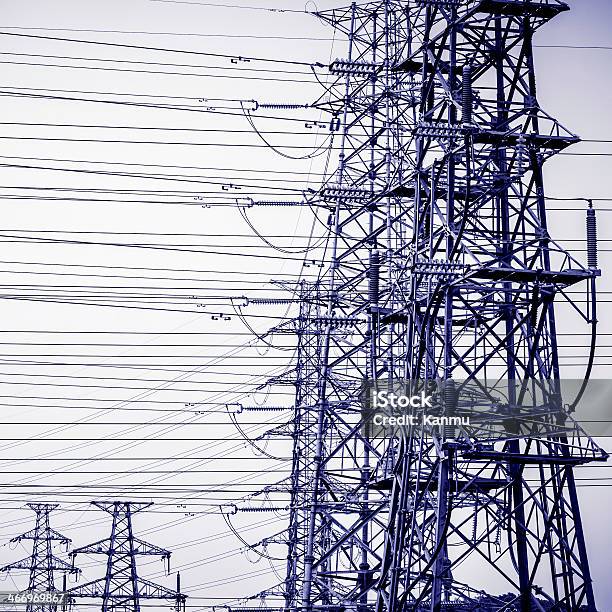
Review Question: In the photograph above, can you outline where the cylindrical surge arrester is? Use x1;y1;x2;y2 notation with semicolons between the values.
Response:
368;250;381;308
586;203;598;269
462;64;473;126
442;379;459;439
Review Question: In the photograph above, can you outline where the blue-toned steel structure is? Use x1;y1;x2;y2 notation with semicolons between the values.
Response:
279;1;606;610
0;504;76;612
67;502;185;612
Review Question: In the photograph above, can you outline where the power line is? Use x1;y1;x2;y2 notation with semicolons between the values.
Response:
144;0;310;13
0;31;324;67
0;26;333;41
0;60;319;82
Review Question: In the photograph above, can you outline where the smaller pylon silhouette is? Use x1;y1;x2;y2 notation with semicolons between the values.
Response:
67;501;185;612
0;503;77;612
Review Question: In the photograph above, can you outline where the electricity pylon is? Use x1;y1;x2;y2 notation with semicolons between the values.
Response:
0;504;76;612
279;1;607;611
67;501;185;612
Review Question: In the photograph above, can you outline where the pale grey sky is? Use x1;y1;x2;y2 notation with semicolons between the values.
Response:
0;1;609;609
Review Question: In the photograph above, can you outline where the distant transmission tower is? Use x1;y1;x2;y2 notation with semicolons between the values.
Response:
0;504;76;612
277;1;607;611
67;502;185;612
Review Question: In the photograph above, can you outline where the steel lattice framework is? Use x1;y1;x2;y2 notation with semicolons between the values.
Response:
279;1;607;611
0;504;75;612
67;502;185;612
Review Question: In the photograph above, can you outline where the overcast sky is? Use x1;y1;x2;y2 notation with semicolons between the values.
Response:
0;1;610;609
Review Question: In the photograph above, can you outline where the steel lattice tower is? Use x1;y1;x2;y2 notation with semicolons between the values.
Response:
284;281;324;610
67;502;185;612
0;504;76;612
280;1;607;611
